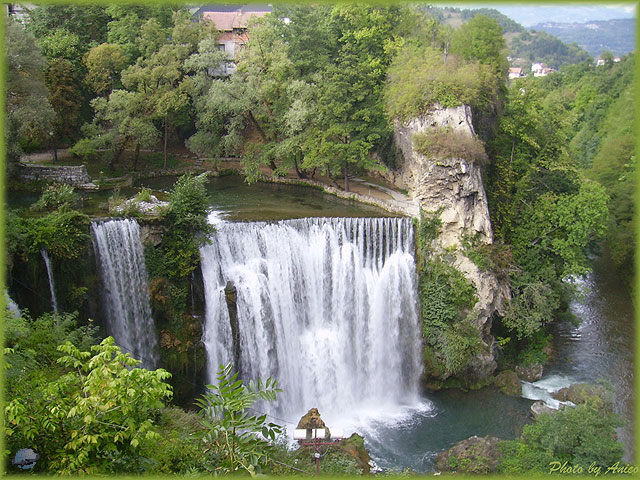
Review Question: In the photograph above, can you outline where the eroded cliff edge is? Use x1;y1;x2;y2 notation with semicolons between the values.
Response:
385;103;510;386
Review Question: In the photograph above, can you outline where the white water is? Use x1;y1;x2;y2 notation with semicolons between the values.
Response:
91;219;158;368
5;290;21;318
200;216;425;427
40;248;58;313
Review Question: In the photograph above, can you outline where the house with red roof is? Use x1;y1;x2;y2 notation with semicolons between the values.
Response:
194;4;272;75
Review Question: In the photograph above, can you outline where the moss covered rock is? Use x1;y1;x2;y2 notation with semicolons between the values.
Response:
492;370;522;396
435;435;502;474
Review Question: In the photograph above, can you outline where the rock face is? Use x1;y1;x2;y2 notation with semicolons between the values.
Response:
388;104;510;383
435;435;503;474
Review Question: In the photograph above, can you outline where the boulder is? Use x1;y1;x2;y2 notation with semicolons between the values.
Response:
337;434;371;474
551;383;613;411
492;370;522;396
515;364;544;382
530;400;557;418
435;435;502;474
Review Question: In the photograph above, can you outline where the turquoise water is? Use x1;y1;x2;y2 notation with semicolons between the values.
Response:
136;174;396;221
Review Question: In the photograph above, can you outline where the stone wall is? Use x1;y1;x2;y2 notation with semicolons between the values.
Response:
17;163;97;189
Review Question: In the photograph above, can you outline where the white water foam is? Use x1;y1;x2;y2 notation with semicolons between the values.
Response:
200;217;424;430
521;374;576;409
91;219;158;368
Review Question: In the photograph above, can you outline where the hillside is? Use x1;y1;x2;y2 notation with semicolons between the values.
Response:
531;18;635;57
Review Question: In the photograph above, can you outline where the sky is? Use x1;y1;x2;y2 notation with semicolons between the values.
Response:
435;3;636;26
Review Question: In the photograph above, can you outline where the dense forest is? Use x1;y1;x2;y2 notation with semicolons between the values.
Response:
4;2;634;475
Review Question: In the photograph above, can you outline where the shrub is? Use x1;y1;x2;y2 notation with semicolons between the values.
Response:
160;173;213;279
30;183;79;211
23;209;90;259
498;403;624;473
385;45;497;120
413;127;488;163
135;187;153;202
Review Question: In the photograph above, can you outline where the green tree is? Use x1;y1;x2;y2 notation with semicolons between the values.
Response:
499;404;623;473
195;363;282;475
451;14;508;80
5;337;172;474
5;19;55;173
27;4;110;48
85;43;130;97
302;5;402;190
44;58;87;143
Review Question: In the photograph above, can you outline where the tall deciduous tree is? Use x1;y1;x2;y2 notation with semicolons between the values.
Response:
5;19;55;173
302;5;402;190
85;43;129;97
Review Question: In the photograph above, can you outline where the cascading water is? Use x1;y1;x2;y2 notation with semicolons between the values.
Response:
40;248;58;313
200;216;423;425
91;219;158;369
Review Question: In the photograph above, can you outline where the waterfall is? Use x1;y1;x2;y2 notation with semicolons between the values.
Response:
91;219;158;369
200;217;422;423
40;248;58;313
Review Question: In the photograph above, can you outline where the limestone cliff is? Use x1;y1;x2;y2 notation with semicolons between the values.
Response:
387;103;510;383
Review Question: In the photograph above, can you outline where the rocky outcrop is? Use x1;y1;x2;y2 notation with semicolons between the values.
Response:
337;434;372;474
435;435;503;474
296;408;331;439
388;104;510;383
552;383;613;411
493;370;522;396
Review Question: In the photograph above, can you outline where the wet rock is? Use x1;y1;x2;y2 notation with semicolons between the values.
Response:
435;435;502;474
493;370;522;396
552;383;613;411
338;433;371;474
530;400;557;418
515;364;544;382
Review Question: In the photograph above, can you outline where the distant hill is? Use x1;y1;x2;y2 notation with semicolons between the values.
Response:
531;18;635;58
419;5;592;69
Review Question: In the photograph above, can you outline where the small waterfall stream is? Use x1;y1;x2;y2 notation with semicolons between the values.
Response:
91;219;158;368
40;248;58;313
200;216;423;424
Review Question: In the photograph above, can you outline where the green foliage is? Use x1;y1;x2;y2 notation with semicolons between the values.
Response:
138;407;214;474
19;209;90;260
5;18;56;171
30;183;79;211
502;282;560;340
385;45;497;119
195;363;282;475
413;127;487;163
508;29;591;69
450;15;509;79
84;43;130;97
135;187;153;202
498;404;624;473
415;210;482;378
5;336;173;474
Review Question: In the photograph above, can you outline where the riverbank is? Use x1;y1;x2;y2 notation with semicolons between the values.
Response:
18;149;419;219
